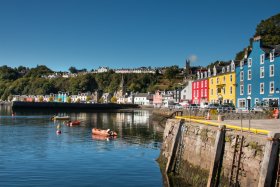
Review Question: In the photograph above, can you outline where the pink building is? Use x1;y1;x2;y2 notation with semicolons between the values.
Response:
153;90;163;108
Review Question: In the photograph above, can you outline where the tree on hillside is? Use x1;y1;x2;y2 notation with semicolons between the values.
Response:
255;13;280;46
24;65;53;78
164;66;180;80
69;66;78;74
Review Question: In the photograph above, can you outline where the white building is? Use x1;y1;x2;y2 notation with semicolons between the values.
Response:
180;80;193;102
134;93;152;105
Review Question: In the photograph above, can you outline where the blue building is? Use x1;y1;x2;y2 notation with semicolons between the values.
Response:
236;36;280;109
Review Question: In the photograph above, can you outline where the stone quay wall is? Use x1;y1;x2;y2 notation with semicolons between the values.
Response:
158;119;280;187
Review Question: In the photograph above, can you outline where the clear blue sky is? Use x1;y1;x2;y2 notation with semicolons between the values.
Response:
0;0;279;71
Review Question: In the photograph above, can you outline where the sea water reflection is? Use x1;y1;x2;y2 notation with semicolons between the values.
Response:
0;105;165;187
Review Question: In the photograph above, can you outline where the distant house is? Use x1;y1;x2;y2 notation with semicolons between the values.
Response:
153;90;163;108
101;93;112;103
134;93;152;105
180;80;193;102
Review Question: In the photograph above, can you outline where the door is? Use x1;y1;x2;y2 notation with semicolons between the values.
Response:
247;99;251;110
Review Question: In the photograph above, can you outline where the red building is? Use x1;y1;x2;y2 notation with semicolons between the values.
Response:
192;71;209;105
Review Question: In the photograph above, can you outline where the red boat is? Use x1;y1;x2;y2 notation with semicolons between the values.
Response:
66;120;81;126
92;128;117;137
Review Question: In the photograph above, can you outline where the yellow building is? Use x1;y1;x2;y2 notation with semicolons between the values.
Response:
208;61;236;105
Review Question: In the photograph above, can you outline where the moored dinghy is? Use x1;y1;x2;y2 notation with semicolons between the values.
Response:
92;128;117;137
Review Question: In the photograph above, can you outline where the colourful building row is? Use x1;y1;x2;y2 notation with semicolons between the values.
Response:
191;36;280;109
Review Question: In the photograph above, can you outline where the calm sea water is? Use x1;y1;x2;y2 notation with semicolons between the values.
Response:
0;106;164;187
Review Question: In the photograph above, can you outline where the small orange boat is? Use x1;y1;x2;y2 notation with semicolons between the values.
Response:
92;128;117;137
66;120;81;126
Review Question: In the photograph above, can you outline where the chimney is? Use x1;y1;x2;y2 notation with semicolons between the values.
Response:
253;36;261;41
244;48;248;59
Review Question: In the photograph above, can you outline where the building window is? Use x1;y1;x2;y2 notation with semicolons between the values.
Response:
211;79;213;85
230;86;232;94
260;67;264;78
230;75;233;82
201;81;204;88
223;76;226;82
211;89;213;95
201;89;203;97
240;71;244;81
248;58;252;67
197;82;200;88
223;87;226;94
194;82;196;89
270;65;274;77
270;49;275;62
260;83;264;94
260;54;265;64
240;85;244;95
205;80;207;87
248;84;251;95
270;81;274;94
248;70;252;80
217;78;219;84
240;61;244;69
255;98;259;105
238;99;246;108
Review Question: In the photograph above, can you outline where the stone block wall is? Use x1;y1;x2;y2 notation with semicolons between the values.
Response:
158;119;269;186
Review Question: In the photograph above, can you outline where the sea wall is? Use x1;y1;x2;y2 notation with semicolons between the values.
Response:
158;119;280;187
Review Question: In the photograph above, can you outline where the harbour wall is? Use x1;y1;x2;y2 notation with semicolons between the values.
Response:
158;119;280;186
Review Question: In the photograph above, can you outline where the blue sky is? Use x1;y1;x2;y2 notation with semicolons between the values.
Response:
0;0;279;71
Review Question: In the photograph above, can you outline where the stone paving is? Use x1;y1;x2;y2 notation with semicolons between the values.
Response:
212;119;280;132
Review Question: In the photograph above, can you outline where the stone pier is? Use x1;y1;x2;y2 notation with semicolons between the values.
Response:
158;119;278;187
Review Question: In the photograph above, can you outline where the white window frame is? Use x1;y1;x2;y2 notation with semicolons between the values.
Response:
270;81;274;94
248;84;251;95
248;58;252;67
238;98;246;108
270;65;274;77
255;98;259;105
260;54;265;64
240;71;244;81
260;83;264;94
240;85;244;95
260;67;264;78
201;81;204;88
270;49;275;62
248;69;252;80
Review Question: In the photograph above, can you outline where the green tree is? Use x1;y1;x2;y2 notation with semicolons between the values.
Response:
111;96;117;103
69;66;78;74
66;97;72;103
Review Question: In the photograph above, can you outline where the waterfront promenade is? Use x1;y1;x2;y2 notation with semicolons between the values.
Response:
211;119;280;132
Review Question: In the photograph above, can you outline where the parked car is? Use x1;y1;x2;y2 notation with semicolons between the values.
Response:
188;104;200;109
174;104;183;109
207;103;220;109
217;104;235;112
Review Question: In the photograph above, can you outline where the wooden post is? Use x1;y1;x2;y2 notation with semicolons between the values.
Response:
258;131;280;187
207;125;226;187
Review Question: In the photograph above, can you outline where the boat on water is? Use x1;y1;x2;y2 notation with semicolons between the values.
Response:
51;116;70;120
65;120;81;126
92;128;117;137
